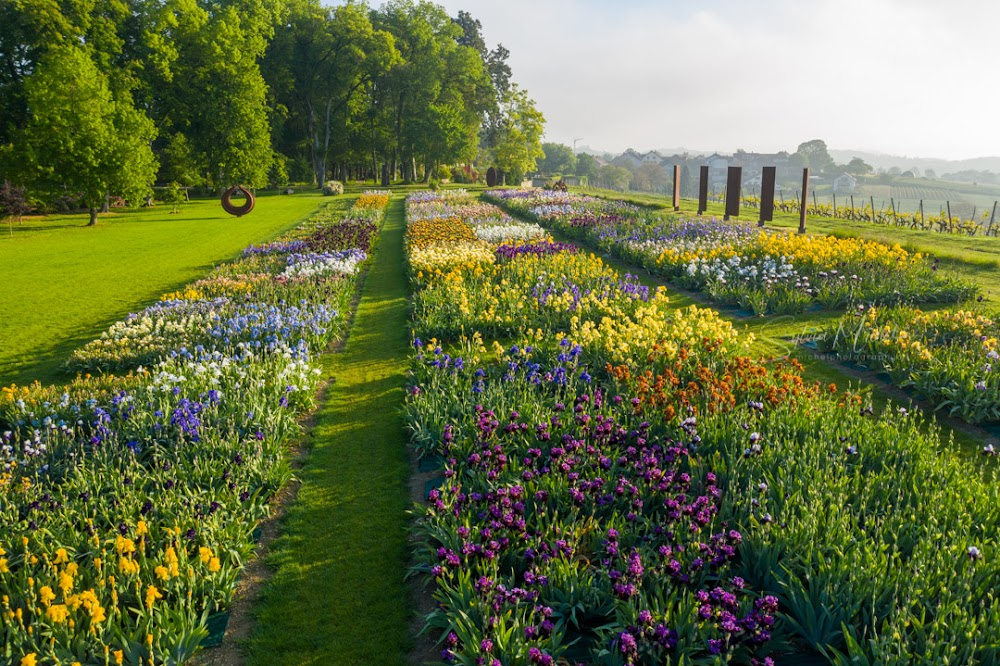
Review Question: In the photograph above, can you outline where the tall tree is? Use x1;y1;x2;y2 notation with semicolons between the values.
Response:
576;153;599;182
844;157;873;176
453;10;486;53
168;1;285;187
20;45;157;225
537;142;576;175
372;0;491;182
795;139;834;174
631;162;668;192
597;165;631;191
0;0;43;148
492;84;544;184
266;0;398;185
451;9;509;152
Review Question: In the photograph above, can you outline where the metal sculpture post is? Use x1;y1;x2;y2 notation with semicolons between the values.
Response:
724;166;741;221
759;166;776;227
798;168;809;234
698;166;708;215
672;164;680;211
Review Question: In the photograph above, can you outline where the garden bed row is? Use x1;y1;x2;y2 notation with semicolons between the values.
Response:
486;189;999;429
0;192;390;664
404;189;1000;665
484;188;975;315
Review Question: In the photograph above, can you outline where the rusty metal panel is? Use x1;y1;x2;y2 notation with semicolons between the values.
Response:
759;166;776;225
698;165;709;214
724;166;742;220
672;164;680;211
799;167;809;233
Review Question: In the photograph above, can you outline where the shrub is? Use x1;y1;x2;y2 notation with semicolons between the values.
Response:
451;165;480;184
323;180;344;196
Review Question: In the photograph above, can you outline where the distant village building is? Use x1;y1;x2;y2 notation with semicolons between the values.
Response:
833;173;857;194
616;149;644;168
705;154;729;189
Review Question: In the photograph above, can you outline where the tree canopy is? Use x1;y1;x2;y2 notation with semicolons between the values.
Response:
492;85;545;184
795;139;835;174
19;45;158;225
537;142;576;176
845;157;873;176
0;0;543;216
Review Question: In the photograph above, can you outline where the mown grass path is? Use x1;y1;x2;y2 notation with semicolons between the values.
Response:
246;197;412;664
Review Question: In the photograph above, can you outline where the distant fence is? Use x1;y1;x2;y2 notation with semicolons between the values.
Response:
737;192;999;236
692;172;1000;236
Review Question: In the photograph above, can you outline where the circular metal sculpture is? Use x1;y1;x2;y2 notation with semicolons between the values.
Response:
221;185;255;217
485;166;497;188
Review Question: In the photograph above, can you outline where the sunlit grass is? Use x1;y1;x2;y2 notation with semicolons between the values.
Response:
0;193;326;386
246;197;412;664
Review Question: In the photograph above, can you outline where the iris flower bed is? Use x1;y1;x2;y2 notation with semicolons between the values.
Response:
0;193;389;664
406;190;1000;664
407;191;546;249
485;189;976;315
819;305;1000;424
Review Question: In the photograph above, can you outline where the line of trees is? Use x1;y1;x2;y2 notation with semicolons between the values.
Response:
534;142;681;193
532;139;876;195
0;0;544;224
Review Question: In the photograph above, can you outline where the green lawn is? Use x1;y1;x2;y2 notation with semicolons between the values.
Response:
246;196;412;664
0;193;325;386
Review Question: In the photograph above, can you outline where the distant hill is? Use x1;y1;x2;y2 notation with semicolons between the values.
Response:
577;144;1000;179
828;149;1000;176
577;145;719;159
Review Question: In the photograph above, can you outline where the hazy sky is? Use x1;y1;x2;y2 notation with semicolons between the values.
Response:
379;0;1000;160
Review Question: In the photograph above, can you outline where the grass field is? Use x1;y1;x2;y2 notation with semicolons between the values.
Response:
0;192;326;386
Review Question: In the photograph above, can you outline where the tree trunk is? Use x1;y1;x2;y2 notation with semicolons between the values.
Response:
101;193;110;213
87;206;98;226
307;100;322;186
370;108;378;186
320;96;334;186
